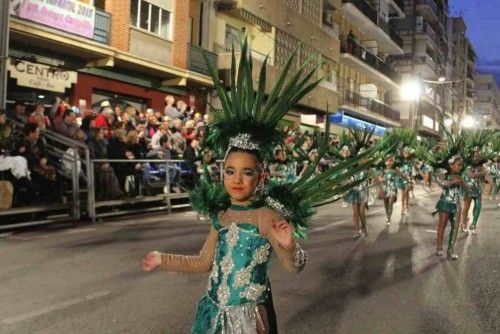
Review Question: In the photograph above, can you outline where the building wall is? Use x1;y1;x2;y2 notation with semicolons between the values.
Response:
105;0;131;52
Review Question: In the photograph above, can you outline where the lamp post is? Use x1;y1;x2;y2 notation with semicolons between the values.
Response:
0;0;10;110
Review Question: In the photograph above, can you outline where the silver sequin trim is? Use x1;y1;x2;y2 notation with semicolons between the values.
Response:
228;133;260;151
294;244;308;271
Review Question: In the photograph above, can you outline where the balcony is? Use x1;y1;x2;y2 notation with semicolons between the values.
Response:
341;38;401;87
393;0;405;12
416;22;437;49
93;10;111;44
341;0;404;54
391;53;437;77
416;0;438;23
467;69;475;81
188;44;218;77
342;89;401;124
466;90;474;99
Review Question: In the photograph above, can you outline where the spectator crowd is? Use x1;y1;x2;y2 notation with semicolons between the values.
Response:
0;95;209;208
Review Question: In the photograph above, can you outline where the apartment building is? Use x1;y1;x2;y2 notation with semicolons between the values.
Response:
450;16;476;129
203;0;341;132
391;0;450;138
335;0;405;136
475;74;500;129
6;0;214;112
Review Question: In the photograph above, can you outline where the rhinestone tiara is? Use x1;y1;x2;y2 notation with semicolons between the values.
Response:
228;133;260;151
265;196;292;220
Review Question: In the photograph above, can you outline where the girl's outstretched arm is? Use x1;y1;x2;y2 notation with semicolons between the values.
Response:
143;226;218;273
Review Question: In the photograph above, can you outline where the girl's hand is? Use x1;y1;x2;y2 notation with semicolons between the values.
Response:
142;251;161;272
270;220;293;249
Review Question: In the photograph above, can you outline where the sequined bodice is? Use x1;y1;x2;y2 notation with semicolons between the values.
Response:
207;222;272;307
383;170;398;193
400;161;412;176
439;175;461;205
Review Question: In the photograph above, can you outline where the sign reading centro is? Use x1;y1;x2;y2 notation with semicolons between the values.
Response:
7;59;77;93
12;0;95;38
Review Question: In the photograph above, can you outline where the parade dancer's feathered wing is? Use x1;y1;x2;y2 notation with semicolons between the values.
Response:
190;36;388;237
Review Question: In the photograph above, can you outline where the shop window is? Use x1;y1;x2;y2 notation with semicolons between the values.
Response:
130;0;172;40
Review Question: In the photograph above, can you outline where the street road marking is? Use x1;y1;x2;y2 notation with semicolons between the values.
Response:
425;229;438;233
1;290;111;325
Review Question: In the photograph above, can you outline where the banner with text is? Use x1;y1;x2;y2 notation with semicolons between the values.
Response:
11;0;95;38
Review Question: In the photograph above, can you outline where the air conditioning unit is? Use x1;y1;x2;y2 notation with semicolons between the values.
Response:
324;10;335;27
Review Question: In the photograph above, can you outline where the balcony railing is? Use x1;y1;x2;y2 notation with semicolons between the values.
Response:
342;0;378;24
416;22;437;45
341;38;401;83
188;44;218;77
416;0;438;17
343;89;401;122
343;0;403;48
93;9;111;44
393;0;405;12
467;69;475;80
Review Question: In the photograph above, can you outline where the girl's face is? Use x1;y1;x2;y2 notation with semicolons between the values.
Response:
341;149;350;159
223;151;262;204
385;157;394;168
403;150;410;159
449;159;463;174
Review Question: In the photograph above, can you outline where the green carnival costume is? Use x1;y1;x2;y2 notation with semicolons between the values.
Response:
159;37;376;333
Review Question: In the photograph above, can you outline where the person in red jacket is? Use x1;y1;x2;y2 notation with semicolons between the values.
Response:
94;107;114;138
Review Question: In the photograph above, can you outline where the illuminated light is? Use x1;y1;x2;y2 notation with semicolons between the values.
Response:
462;115;475;128
400;80;422;101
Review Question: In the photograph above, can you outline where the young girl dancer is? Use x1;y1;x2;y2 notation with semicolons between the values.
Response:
461;147;487;234
397;147;415;217
487;154;500;204
142;38;368;333
435;156;471;259
380;154;411;225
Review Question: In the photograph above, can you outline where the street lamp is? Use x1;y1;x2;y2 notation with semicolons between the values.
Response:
400;79;423;130
461;115;475;128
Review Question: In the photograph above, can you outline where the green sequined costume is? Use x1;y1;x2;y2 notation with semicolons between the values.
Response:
489;162;500;198
396;160;413;189
192;218;273;333
435;173;463;252
345;171;369;204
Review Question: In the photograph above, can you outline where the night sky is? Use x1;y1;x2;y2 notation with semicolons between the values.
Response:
450;0;500;82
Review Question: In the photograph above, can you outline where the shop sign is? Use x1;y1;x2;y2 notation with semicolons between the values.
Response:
10;0;95;38
7;59;77;93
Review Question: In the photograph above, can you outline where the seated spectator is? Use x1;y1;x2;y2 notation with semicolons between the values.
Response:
164;95;183;120
17;123;59;202
183;136;200;175
176;100;192;121
86;127;123;200
7;101;28;124
114;105;123;122
146;135;181;193
28;102;51;129
182;120;197;140
54;109;82;140
123;106;136;132
94;107;114;138
150;123;171;150
108;129;135;192
146;114;159;138
169;125;185;158
80;114;96;139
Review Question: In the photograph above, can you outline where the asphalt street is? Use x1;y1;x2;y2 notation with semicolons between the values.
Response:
0;185;499;334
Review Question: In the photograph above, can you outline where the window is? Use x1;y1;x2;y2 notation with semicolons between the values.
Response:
94;0;106;11
130;0;172;40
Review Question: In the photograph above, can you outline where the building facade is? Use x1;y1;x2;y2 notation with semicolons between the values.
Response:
391;0;450;138
6;0;214;113
450;16;476;131
475;74;500;129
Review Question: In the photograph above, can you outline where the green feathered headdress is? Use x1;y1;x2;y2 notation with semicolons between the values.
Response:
203;36;323;162
415;123;467;172
462;129;498;164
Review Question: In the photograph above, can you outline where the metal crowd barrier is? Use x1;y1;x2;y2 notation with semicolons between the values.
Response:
88;158;224;222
